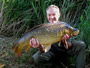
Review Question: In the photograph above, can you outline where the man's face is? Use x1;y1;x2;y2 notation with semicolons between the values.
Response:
47;8;60;23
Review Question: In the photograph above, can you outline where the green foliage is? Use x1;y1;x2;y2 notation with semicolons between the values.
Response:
77;5;90;48
2;0;49;25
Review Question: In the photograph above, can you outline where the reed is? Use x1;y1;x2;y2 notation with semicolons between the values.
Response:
0;0;89;39
77;5;90;47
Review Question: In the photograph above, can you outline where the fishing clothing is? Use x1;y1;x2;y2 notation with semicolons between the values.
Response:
32;41;86;68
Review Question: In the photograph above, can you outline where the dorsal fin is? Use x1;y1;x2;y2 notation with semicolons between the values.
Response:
27;24;44;32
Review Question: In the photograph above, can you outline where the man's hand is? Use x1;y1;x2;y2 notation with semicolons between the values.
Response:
61;34;72;49
61;34;72;41
30;38;44;52
30;38;40;48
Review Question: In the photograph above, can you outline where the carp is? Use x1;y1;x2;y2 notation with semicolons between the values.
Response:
12;22;79;57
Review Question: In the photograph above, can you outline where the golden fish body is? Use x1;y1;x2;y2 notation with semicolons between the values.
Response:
12;22;79;57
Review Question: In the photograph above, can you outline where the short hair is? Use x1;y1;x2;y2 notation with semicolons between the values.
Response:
46;5;60;14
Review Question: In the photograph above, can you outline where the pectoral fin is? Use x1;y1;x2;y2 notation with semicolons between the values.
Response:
25;44;32;52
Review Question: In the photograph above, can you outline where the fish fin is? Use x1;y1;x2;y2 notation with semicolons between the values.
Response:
27;24;43;32
12;43;26;57
64;39;68;49
25;44;32;52
44;44;51;52
15;49;22;57
58;41;61;46
12;47;23;57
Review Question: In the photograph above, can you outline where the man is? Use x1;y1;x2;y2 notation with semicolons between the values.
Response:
30;5;86;68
